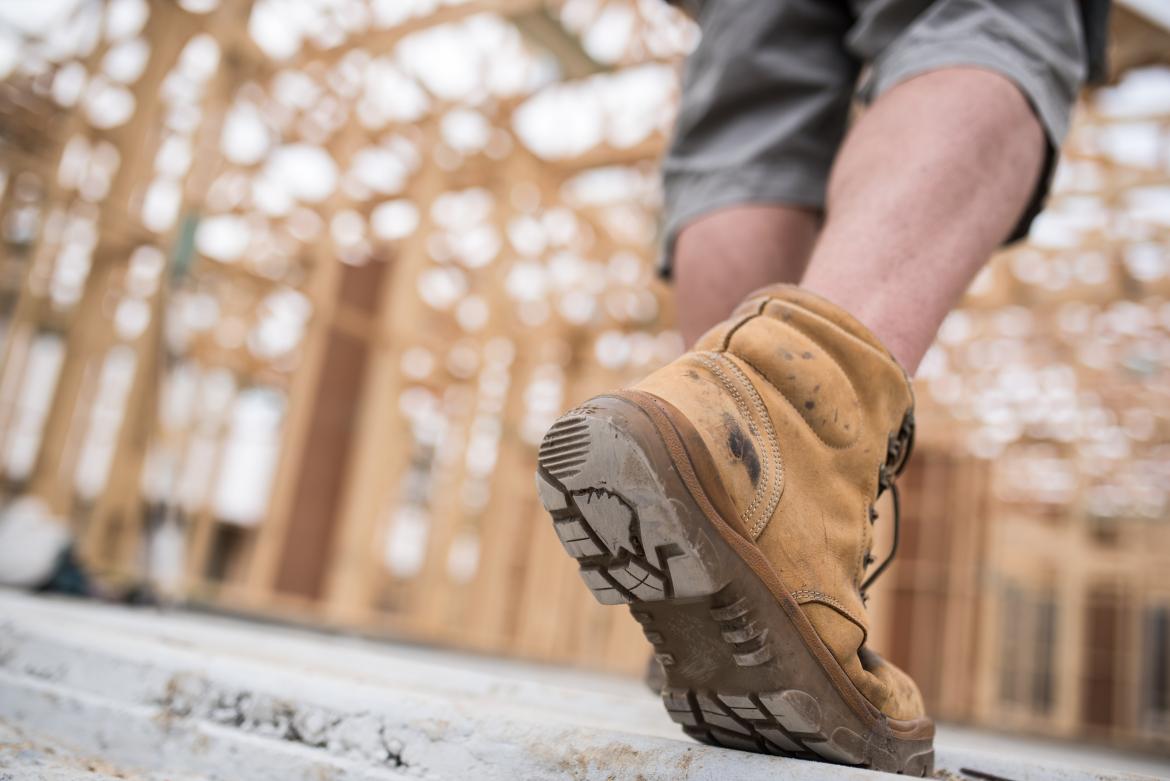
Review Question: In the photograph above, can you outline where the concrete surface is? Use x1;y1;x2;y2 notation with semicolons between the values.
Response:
0;719;208;780
0;590;1165;781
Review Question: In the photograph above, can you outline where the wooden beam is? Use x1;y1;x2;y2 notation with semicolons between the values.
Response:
511;7;606;80
23;2;193;516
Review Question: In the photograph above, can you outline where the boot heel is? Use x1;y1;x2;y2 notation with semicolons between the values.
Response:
535;395;729;605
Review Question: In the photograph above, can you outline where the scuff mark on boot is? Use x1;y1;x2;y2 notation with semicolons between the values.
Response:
722;413;761;486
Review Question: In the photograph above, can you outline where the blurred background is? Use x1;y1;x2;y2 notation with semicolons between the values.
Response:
0;0;1167;761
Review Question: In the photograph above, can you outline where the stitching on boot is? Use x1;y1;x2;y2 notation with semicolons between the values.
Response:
695;353;768;528
719;356;784;537
695;352;775;536
732;353;860;451
791;589;869;643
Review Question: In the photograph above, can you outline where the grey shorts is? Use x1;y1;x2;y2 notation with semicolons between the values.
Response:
661;0;1104;274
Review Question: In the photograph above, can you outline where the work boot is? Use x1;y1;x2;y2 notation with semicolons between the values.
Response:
535;284;933;774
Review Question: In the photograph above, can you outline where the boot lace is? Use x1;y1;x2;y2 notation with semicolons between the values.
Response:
860;410;915;599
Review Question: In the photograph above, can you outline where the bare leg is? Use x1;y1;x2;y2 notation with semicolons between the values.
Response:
674;205;819;347
801;68;1046;373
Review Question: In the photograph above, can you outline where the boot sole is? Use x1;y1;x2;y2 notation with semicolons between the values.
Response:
535;392;934;775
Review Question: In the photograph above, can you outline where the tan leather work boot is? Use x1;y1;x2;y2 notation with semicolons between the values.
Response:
535;284;933;774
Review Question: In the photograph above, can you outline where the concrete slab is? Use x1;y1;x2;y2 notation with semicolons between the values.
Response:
0;590;1164;781
0;719;207;781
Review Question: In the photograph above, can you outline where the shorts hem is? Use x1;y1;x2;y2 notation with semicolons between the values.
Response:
860;38;1075;148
